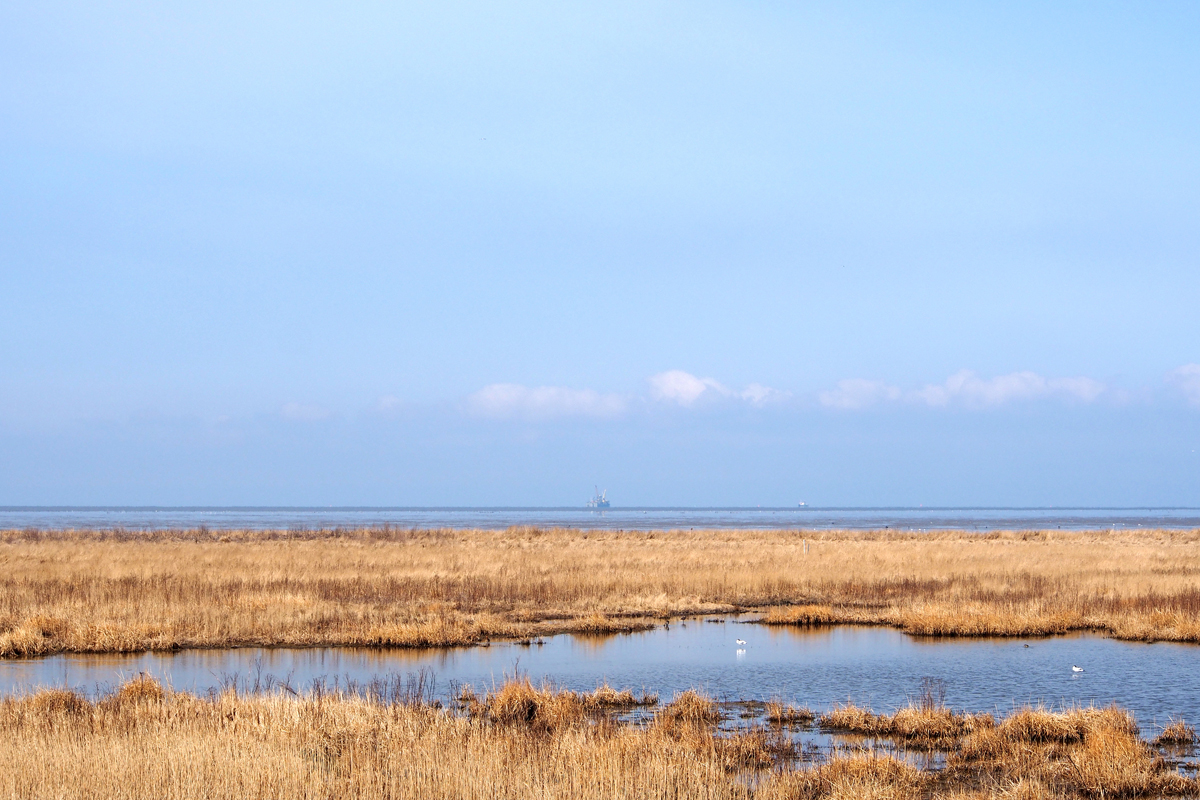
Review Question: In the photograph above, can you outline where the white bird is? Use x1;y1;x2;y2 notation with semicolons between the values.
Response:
1072;665;1084;672
736;639;747;646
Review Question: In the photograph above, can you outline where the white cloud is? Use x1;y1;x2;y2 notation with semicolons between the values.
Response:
913;370;1105;408
648;370;788;407
281;402;331;421
466;372;787;419
1050;376;1107;403
467;383;627;418
648;370;729;405
817;370;1107;411
819;379;902;409
1169;364;1200;407
740;383;791;406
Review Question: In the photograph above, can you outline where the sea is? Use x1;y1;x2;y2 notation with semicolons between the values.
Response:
1;506;1198;531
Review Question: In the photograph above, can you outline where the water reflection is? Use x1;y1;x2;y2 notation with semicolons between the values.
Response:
3;619;1198;739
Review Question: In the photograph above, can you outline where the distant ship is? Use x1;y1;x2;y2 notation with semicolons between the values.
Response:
587;487;610;508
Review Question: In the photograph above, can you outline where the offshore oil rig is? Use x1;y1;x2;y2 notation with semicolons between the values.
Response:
586;486;610;508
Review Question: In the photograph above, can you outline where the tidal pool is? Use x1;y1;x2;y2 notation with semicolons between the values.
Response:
3;620;1197;735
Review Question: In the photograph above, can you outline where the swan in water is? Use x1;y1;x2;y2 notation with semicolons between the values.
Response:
1072;665;1084;672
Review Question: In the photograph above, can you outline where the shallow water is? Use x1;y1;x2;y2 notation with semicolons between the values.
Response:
3;506;1198;531
4;621;1198;736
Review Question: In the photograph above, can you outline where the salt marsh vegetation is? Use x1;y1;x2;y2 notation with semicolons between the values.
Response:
2;526;1199;657
1;676;1195;799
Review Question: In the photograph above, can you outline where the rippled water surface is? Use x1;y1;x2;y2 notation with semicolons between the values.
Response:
5;622;1198;735
2;506;1199;530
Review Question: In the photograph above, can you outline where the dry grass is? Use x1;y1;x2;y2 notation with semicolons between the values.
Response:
649;691;799;772
950;704;1194;798
657;689;723;729
0;679;750;800
766;699;816;725
464;677;657;729
761;604;846;626
1154;718;1197;746
760;753;926;800
820;702;992;746
3;526;1200;656
1;679;1197;799
585;681;658;710
470;676;587;729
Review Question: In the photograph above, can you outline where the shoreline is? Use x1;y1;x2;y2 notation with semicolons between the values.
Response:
6;612;1200;662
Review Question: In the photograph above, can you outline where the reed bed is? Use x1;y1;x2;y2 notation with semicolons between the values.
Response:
946;705;1194;798
2;678;1195;799
2;526;1200;657
458;676;657;728
765;699;815;725
819;702;993;746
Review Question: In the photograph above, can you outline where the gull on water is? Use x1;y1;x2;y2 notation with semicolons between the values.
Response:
1072;665;1084;672
736;639;747;646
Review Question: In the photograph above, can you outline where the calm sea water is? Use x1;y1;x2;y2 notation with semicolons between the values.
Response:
2;506;1198;531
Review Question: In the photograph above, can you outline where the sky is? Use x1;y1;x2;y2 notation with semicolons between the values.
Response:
1;1;1198;506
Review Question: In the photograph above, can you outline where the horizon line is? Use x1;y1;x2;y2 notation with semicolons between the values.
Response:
3;506;1199;512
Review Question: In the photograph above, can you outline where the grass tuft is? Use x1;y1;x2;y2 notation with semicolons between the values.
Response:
26;688;90;717
1153;717;1197;746
655;689;721;736
765;699;815;724
473;678;586;731
819;702;990;745
111;674;167;705
583;682;657;710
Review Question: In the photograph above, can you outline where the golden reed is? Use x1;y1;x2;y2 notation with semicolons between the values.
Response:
2;526;1199;656
1;677;1194;799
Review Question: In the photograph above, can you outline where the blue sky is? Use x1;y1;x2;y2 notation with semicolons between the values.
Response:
1;1;1198;505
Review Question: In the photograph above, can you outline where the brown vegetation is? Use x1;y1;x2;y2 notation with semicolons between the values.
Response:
760;754;926;800
948;704;1193;798
2;526;1200;657
1154;718;1197;746
820;702;992;745
2;678;1195;799
766;699;815;725
463;677;657;729
657;689;723;728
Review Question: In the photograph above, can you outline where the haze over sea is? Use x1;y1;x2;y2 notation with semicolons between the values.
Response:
4;506;1199;532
